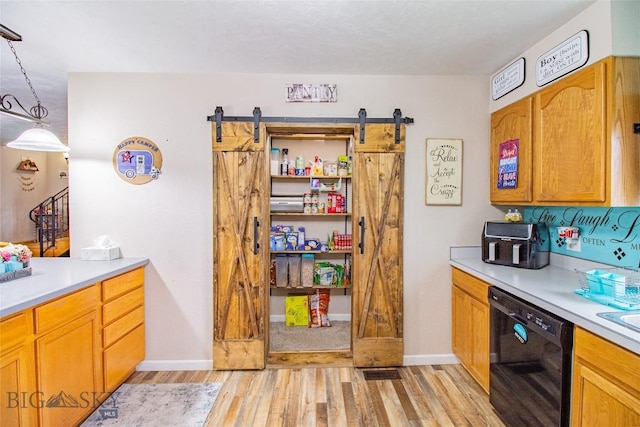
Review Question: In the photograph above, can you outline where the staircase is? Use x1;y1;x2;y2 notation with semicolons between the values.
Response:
25;187;70;257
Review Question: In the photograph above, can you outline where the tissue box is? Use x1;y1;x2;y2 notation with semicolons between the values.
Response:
81;246;121;261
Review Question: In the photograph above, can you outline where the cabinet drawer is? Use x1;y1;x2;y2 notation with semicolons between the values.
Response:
104;324;145;392
103;306;144;347
35;285;100;333
103;287;144;325
0;310;33;352
452;268;491;303
102;267;145;302
574;327;640;390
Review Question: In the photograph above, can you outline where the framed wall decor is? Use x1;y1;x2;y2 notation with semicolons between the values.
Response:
425;138;463;205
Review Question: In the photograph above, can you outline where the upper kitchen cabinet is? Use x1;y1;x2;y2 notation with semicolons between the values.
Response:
491;56;640;206
490;96;534;203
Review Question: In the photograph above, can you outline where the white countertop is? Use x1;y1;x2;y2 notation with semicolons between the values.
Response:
450;247;640;356
0;257;149;318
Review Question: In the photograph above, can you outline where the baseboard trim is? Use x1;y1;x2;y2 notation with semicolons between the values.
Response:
403;354;460;366
137;354;459;371
136;359;213;371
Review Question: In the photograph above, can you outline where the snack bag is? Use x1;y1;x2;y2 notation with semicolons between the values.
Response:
308;289;331;328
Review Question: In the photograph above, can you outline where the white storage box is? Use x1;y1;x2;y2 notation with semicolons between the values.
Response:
81;246;121;261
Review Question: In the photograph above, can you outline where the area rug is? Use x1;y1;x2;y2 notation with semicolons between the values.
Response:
80;382;222;427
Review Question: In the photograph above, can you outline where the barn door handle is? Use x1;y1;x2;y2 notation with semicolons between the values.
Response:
358;217;365;254
253;217;260;254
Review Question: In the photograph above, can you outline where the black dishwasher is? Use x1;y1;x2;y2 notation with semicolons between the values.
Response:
489;287;574;427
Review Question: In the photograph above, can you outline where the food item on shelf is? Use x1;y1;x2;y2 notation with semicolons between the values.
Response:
304;238;320;251
275;255;288;287
285;294;309;327
270;260;276;286
327;192;345;213
308;289;331;328
323;160;338;176
281;148;289;175
337;155;348;176
315;262;335;285
295;156;305;175
314;261;345;286
286;232;298;250
270;148;280;175
311;156;323;176
288;255;301;287
301;254;315;287
297;227;305;250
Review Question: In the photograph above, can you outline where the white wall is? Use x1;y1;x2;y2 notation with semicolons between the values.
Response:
68;72;500;368
490;0;614;112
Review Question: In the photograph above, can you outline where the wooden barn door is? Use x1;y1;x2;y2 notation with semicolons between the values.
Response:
212;121;268;370
352;123;405;367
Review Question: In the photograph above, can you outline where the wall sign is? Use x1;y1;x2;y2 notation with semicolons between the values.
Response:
425;138;463;205
491;58;525;100
113;136;162;185
497;139;519;189
536;30;589;87
525;206;640;268
285;84;337;103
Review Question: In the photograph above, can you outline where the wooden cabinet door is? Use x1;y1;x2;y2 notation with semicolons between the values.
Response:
534;60;607;204
609;56;640;206
490;96;533;203
36;310;102;427
451;285;469;367
451;268;490;392
352;123;404;367
469;296;489;391
1;344;37;427
572;327;640;426
212;121;267;370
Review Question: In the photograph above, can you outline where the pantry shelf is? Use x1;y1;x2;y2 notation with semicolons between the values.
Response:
271;250;352;254
270;213;351;217
270;175;352;180
270;285;352;290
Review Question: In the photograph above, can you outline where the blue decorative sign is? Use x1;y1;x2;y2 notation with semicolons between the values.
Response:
524;206;640;268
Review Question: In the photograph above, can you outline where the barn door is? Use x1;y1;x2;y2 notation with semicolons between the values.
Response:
212;121;268;369
352;123;405;367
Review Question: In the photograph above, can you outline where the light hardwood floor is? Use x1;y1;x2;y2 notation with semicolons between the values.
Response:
126;364;505;426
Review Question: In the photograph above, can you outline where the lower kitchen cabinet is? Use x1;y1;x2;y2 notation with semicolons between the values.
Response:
0;310;38;426
571;327;640;427
0;265;146;427
451;267;490;392
35;285;102;427
102;267;145;392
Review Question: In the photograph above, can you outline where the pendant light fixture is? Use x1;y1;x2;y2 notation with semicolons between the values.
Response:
1;24;69;153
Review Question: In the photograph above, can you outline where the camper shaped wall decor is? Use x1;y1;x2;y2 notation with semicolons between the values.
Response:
113;136;163;185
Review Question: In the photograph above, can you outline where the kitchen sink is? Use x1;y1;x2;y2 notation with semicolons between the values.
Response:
597;310;640;333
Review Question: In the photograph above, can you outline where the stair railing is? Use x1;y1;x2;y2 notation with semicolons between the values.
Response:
28;187;69;257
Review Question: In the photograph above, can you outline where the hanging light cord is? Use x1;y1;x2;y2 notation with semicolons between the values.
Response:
2;39;48;120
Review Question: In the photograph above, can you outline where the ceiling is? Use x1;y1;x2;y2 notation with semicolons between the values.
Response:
0;0;596;147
